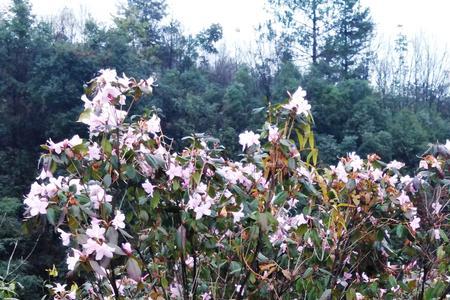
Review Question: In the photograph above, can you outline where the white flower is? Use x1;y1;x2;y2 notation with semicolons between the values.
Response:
434;229;441;240
57;228;71;246
112;210;126;230
232;205;245;223
142;179;154;196
239;130;260;151
445;139;450;151
52;283;67;294
24;196;48;216
419;160;428;169
88;143;101;160
169;282;182;299
292;213;308;227
348;152;363;171
331;162;348;183
146;114;161;134
139;76;155;94
268;125;279;143
166;164;183;180
371;168;383;181
86;223;106;240
410;217;421;231
397;191;410;206
387;160;405;170
83;238;115;260
283;87;311;116
194;202;212;220
185;256;194;268
68;135;83;147
201;292;212;300
94;242;115;260
98;69;117;84
432;202;442;214
66;249;81;271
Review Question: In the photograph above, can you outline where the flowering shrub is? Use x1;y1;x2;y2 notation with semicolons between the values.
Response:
24;70;450;299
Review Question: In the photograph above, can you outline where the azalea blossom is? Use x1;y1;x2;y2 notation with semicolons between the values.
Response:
283;87;311;116
146;114;161;134
387;160;405;170
57;228;71;246
185;256;194;268
166;163;183;180
68;135;83;147
194;202;212;219
142;179;154;196
232;205;245;223
239;130;260;150
53;283;67;293
112;210;126;230
66;249;81;271
86;223;106;240
24;196;48;216
122;242;132;255
397;191;410;206
268;125;279;143
83;238;115;260
88;143;101;160
410;217;421;231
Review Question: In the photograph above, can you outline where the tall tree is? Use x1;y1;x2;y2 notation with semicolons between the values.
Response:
320;0;374;80
266;0;334;65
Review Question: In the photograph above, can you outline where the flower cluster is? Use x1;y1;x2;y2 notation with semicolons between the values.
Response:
24;70;450;299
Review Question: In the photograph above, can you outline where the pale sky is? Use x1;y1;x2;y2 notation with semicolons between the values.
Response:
1;0;450;50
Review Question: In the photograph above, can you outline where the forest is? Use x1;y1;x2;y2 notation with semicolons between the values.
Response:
2;0;450;299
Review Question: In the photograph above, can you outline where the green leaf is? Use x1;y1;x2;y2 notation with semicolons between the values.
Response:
192;172;201;185
77;109;92;123
125;165;137;180
101;136;112;155
272;191;288;206
47;207;57;225
103;174;112;188
151;191;160;209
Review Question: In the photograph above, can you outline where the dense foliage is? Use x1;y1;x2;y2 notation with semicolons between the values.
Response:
1;0;450;298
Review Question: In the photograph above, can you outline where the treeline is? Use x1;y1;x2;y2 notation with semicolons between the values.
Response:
1;0;450;298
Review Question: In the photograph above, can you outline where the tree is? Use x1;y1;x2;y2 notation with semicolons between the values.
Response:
319;0;373;80
266;0;334;65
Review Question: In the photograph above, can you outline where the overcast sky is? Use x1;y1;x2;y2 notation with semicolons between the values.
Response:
1;0;449;50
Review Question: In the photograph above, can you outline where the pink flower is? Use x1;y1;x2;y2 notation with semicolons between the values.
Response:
122;242;132;255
